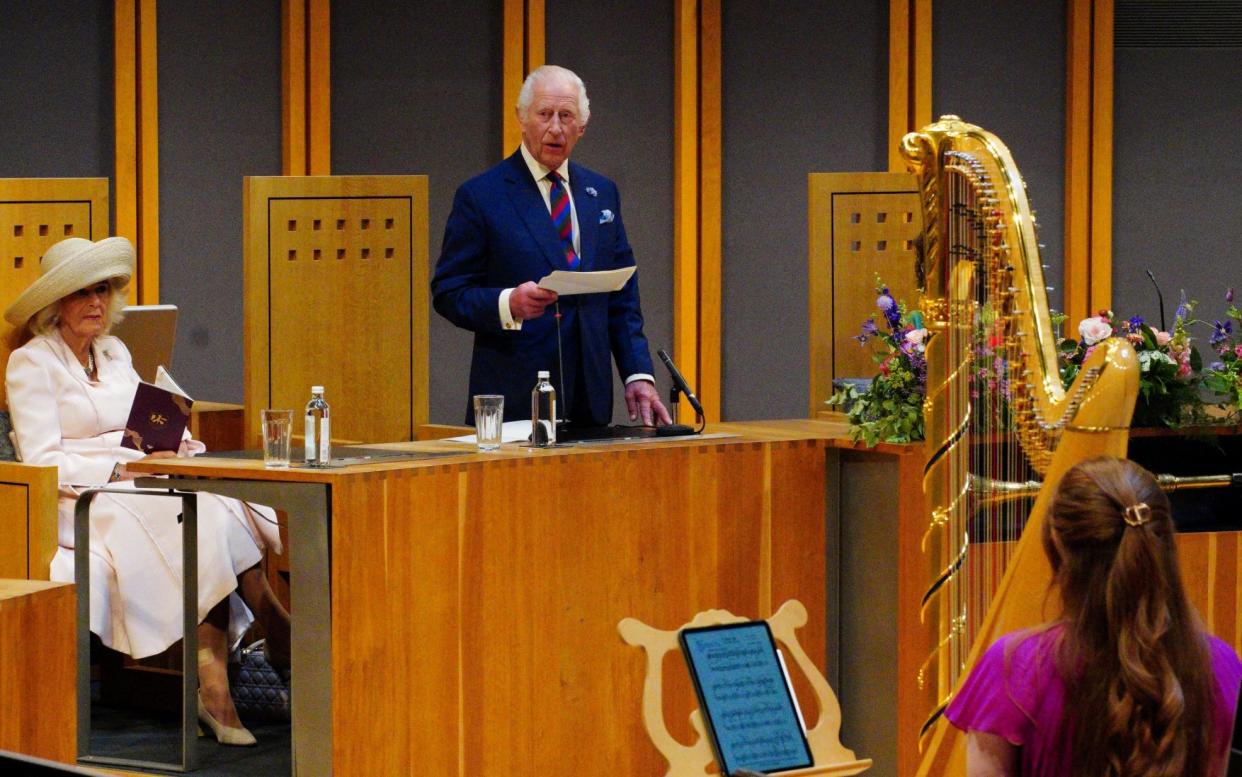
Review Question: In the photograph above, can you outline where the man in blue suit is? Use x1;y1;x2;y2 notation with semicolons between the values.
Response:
433;65;672;427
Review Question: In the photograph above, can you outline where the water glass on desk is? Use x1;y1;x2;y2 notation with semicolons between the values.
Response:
261;409;293;467
473;395;504;451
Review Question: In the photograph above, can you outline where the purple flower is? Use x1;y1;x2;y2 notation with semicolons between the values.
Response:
1227;287;1235;303
1210;361;1226;372
1211;319;1234;346
1128;315;1144;331
1175;291;1189;321
876;287;902;331
854;318;880;345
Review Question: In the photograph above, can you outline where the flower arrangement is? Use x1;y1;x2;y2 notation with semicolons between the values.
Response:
826;282;927;445
1202;288;1241;422
1056;296;1208;428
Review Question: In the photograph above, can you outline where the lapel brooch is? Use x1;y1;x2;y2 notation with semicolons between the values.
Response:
599;209;614;224
585;186;598;197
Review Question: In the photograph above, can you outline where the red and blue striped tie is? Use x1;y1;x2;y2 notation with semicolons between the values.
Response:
547;171;578;269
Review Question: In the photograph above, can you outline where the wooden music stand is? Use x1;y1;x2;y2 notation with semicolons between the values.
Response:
619;599;871;777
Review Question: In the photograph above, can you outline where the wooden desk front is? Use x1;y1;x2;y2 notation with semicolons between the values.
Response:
130;420;846;776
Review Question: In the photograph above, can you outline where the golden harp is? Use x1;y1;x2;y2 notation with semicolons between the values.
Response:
904;116;1140;775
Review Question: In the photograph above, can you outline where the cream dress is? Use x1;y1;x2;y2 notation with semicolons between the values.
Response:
5;330;281;658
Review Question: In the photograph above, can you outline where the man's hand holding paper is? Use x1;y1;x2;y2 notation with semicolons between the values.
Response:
536;266;636;296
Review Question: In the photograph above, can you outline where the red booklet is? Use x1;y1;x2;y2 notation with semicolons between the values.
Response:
121;380;194;454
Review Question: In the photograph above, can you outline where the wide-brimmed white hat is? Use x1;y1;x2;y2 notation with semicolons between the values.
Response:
3;237;135;327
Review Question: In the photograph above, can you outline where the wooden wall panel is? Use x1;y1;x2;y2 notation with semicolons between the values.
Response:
113;0;159;305
807;173;921;415
0;179;109;408
243;175;429;446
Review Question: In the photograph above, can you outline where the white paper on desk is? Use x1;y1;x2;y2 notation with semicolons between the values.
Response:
446;419;532;444
537;266;635;296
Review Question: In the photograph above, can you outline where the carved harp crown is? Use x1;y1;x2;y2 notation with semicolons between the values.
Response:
903;117;1140;776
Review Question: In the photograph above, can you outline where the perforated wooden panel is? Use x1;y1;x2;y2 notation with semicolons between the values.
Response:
808;173;922;415
244;176;429;447
0;179;110;409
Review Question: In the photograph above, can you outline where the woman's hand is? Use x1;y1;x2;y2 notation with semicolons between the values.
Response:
114;450;179;481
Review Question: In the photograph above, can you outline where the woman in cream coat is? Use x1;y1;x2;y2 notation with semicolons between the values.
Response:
4;236;288;746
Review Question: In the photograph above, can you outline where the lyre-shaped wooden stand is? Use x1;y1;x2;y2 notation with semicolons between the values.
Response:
618;599;871;777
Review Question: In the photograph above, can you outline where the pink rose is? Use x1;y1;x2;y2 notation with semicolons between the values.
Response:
1235;343;1242;359
1078;316;1112;346
1177;360;1192;379
905;328;928;345
1155;331;1172;347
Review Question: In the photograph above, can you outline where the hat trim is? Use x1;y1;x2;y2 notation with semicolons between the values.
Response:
3;238;135;327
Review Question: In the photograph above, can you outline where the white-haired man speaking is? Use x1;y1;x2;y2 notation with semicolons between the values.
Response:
432;64;672;429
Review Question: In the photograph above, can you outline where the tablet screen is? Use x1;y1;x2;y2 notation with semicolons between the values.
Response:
679;621;814;776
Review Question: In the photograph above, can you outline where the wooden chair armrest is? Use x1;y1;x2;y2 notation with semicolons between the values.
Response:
0;461;58;580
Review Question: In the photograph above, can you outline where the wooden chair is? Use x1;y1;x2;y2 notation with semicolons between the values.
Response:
0;179;110;581
242;175;430;449
619;599;871;776
807;173;923;418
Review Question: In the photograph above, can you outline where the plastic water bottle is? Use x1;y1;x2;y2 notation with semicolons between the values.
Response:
304;386;331;466
531;370;556;447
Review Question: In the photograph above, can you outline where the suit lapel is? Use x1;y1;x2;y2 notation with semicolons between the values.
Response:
503;153;569;272
569;164;599;271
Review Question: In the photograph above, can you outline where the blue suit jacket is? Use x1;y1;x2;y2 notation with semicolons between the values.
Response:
432;151;655;424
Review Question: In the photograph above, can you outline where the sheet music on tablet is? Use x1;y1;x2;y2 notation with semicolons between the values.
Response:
679;621;814;776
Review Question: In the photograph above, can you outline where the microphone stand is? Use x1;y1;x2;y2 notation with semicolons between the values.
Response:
1146;269;1167;332
554;301;569;428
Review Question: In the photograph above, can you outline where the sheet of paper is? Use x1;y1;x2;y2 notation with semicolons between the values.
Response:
154;364;192;400
537;266;636;296
446;419;532;444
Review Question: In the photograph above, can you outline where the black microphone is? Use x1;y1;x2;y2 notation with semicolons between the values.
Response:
657;349;705;420
1145;269;1167;332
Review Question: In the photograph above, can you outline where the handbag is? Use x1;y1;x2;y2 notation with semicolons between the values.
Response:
230;639;290;722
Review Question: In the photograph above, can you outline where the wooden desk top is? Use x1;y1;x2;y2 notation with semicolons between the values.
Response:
126;417;909;481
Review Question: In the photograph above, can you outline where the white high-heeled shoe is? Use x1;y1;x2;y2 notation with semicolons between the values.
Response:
197;691;257;746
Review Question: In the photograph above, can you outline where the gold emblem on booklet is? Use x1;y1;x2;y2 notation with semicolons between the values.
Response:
149;412;168;426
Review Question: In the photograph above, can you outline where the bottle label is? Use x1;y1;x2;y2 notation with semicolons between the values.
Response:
319;418;331;464
305;415;315;462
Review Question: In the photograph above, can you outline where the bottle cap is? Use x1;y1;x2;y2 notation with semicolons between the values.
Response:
311;385;324;393
537;370;550;379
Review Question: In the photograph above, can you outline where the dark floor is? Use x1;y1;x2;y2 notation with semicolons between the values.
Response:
85;703;290;776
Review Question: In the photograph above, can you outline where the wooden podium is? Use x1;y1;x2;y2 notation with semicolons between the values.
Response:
128;421;845;776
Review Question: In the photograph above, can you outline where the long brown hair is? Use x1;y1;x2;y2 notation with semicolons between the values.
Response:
1043;457;1217;777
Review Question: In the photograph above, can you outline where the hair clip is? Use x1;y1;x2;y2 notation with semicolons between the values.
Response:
1123;502;1152;527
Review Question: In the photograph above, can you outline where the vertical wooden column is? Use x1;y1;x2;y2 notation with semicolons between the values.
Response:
502;0;545;155
1064;0;1113;324
283;0;332;175
888;0;933;172
114;0;160;303
673;0;721;423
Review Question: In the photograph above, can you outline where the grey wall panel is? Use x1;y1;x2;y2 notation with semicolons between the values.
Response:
722;2;888;420
0;1;113;195
546;0;675;422
932;0;1067;312
157;1;281;402
1113;48;1242;330
331;0;502;425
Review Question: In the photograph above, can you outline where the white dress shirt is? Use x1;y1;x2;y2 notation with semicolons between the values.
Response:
499;144;652;387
